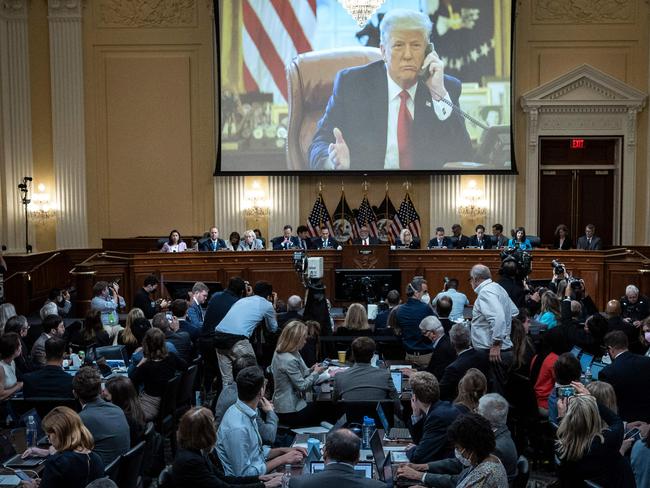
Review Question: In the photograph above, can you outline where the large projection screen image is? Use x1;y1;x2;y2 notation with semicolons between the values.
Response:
218;0;513;173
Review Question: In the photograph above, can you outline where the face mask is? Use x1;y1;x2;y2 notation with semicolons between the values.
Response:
455;448;472;467
420;293;430;304
645;332;650;343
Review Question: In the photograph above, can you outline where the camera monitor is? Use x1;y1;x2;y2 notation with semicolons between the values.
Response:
334;269;401;303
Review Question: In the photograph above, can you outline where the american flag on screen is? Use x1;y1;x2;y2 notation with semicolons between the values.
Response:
395;193;422;238
307;193;332;237
354;196;379;238
242;0;316;103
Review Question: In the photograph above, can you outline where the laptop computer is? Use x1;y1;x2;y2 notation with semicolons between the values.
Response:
570;346;582;358
0;475;21;487
293;414;347;445
376;403;411;441
580;352;594;373
383;452;419;487
590;361;606;380
309;461;374;478
369;429;386;476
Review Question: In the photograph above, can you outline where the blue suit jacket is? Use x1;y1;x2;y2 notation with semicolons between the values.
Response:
407;400;460;463
199;238;227;252
309;60;473;170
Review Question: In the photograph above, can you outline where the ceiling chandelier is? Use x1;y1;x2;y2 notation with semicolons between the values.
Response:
338;0;385;27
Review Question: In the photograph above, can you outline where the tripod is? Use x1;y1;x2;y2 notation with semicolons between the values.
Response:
18;176;32;253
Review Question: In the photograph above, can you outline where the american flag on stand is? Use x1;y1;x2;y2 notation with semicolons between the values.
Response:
307;193;332;237
395;193;422;238
242;0;316;104
354;195;379;238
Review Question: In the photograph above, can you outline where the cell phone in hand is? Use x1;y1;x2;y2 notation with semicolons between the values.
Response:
321;359;331;368
556;386;576;398
624;428;641;441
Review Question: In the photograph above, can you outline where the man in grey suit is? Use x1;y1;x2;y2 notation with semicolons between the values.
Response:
333;337;399;402
576;224;602;250
289;429;385;488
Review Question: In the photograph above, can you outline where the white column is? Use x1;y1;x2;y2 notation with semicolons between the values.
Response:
0;0;34;252
214;176;245;238
268;176;299;239
429;175;461;232
485;174;517;232
48;0;88;248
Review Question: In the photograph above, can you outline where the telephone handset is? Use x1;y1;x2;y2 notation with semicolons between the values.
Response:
418;43;434;79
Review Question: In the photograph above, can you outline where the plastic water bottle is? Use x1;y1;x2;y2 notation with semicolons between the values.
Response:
26;415;38;448
281;464;292;488
362;416;375;449
195;391;202;407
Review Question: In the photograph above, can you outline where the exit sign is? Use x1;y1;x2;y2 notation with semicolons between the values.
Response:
571;138;585;149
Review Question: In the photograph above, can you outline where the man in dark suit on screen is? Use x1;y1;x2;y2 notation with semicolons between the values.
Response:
309;9;472;171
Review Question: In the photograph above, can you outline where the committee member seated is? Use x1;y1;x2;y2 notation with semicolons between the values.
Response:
272;225;300;250
395;228;420;249
161;229;187;253
199;226;228;252
352;225;379;245
507;226;532;250
407;371;460;463
22;337;73;398
296;225;313;250
333;337;399;401
313;226;338;249
289;428;386;488
238;229;265;251
308;9;472;170
73;366;130;466
451;224;469;249
428;227;453;249
553;224;573;250
491;223;508;249
217;366;306;476
467;225;492;249
576;223;602;250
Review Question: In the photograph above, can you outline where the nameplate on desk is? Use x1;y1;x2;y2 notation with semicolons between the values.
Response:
358;249;374;255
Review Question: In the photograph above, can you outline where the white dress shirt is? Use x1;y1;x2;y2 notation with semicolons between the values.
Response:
471;279;518;350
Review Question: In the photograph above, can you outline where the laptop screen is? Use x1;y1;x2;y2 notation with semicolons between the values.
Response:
580;353;594;372
570;346;582;357
369;429;385;475
375;403;390;433
590;362;605;380
310;462;373;478
391;372;402;393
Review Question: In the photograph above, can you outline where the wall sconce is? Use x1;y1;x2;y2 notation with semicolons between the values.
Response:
243;180;270;218
458;180;487;218
28;183;58;223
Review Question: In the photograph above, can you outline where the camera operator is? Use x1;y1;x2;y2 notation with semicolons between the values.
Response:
498;257;526;309
549;261;598;321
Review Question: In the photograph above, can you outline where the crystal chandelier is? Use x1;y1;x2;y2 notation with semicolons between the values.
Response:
339;0;385;27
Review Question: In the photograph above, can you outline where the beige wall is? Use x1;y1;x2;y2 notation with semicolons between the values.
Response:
23;1;650;250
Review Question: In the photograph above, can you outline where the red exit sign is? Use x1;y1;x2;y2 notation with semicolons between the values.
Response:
570;138;585;149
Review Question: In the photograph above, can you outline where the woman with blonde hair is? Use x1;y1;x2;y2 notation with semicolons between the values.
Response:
271;320;325;427
395;228;419;249
556;383;634;487
538;291;561;329
454;368;487;414
22;406;104;487
335;303;372;336
118;307;145;354
585;381;618;414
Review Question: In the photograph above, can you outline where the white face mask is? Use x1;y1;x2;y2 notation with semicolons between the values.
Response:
455;448;472;467
420;293;430;304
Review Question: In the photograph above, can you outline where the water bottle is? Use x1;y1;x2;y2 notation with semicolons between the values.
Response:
26;415;38;448
585;366;592;384
362;416;375;449
281;463;292;488
195;391;202;407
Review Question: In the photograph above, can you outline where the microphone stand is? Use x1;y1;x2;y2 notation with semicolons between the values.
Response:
18;176;32;253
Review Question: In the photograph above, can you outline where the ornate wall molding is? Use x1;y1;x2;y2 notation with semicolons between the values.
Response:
97;0;196;28
0;0;27;19
533;0;635;24
48;0;83;18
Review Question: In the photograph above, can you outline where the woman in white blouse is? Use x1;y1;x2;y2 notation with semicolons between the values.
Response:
161;229;187;253
0;332;23;400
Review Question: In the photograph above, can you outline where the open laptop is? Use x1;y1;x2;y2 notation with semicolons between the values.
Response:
580;352;594;373
376;403;411;441
383;452;419;487
309;461;374;478
293;414;347;445
369;429;386;476
0;475;21;488
391;371;403;394
590;361;606;380
570;346;582;358
0;433;45;470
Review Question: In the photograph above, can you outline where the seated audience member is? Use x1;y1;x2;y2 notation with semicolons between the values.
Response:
556;387;634;487
3;315;34;377
606;299;638;348
553;224;573;250
530;329;564;415
375;290;399;333
118;316;151;359
352;225;379;246
586;380;618;414
118;308;145;354
21;406;104;488
428;227;453;249
491;223;508;249
600;330;650;423
22;337;73;398
395;228;420;249
129;327;187;421
214;355;278;444
431;278;468;323
418;316;455;381
31;314;65;367
628;427;650;488
313;226;337;250
477;393;518;481
90;280;125;329
621;284;649;328
187;282;209;328
548;352;582;424
153;312;194;363
68;310;110;352
407;371;460;463
453;368;487;414
398;413;507;488
272;225;300;250
171;298;200;343
507;226;532;250
333;337;398;401
278;295;303;328
639;318;650;357
73;366;130;465
226;231;241;251
438;323;488;401
576;223;602;250
467;224;492;249
335;303;373;336
217;366;306;476
238;229;265;251
289;428;386;488
200;226;228;252
40;287;72;320
537;291;561;329
451;224;470;249
172;407;283;488
103;376;146;446
271;321;325;427
0;333;23;400
395;277;435;369
133;275;169;319
161;229;187;253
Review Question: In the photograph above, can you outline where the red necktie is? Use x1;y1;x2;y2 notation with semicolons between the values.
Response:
397;90;413;169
